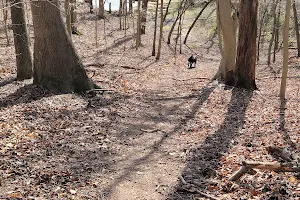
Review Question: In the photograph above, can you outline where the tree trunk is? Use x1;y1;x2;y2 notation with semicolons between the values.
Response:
218;0;236;85
99;0;104;18
152;0;159;56
293;1;300;57
273;3;281;63
11;0;33;80
31;0;94;93
119;0;123;29
156;0;163;60
267;0;279;66
64;0;72;36
136;0;141;48
141;0;148;34
183;0;212;44
129;0;133;13
3;0;10;46
257;0;268;62
167;0;185;44
163;0;171;22
235;0;258;90
279;0;292;99
70;0;77;33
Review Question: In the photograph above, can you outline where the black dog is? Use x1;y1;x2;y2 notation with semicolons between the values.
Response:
188;55;197;68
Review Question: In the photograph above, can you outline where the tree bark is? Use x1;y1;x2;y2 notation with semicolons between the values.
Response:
156;0;163;60
273;3;281;63
267;0;279;66
11;0;33;80
279;0;292;99
218;0;236;84
70;0;78;33
136;0;141;48
293;1;300;57
64;0;72;36
167;0;185;44
257;0;268;62
163;0;171;22
3;0;10;46
235;0;258;90
99;0;104;18
152;0;159;56
119;0;123;29
31;0;94;93
141;0;148;34
129;0;133;13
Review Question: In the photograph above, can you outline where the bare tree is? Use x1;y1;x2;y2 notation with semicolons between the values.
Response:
31;0;94;92
99;0;104;18
152;0;159;56
235;0;258;90
267;0;279;66
141;0;148;34
136;0;141;48
2;0;10;46
64;0;72;36
217;0;236;84
292;0;300;57
280;0;292;98
11;0;33;80
156;0;163;60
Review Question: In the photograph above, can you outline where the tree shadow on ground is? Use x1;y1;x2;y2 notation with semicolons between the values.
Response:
0;77;16;88
100;82;218;198
0;84;53;109
279;99;296;149
168;88;253;200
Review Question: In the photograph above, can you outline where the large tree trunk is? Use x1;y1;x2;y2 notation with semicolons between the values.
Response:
11;0;33;80
31;0;94;93
217;0;236;85
293;0;300;57
235;0;258;90
156;0;163;60
279;0;292;99
140;0;148;34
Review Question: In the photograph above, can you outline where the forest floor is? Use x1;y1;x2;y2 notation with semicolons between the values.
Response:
0;3;300;200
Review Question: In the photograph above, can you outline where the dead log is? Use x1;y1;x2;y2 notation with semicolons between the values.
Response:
229;160;300;181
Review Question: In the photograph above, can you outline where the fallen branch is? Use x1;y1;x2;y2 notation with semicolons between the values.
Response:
172;77;210;81
120;65;137;70
229;160;300;181
84;63;105;67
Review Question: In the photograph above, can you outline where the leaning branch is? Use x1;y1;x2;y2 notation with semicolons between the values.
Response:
183;0;213;44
